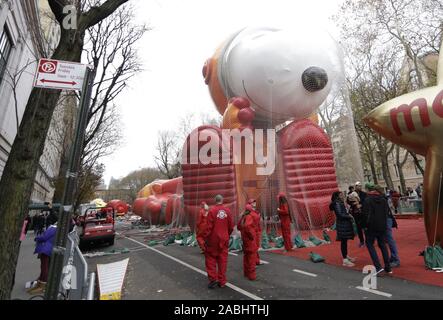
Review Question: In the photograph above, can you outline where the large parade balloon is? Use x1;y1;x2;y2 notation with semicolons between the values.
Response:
203;25;342;124
134;25;343;232
364;43;443;248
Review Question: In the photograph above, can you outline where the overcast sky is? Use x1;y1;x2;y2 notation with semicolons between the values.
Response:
102;0;344;185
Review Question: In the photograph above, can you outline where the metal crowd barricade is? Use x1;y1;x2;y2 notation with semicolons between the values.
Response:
398;197;423;214
59;228;96;300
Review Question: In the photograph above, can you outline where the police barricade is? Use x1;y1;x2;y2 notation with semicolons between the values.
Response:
60;228;95;300
398;197;423;214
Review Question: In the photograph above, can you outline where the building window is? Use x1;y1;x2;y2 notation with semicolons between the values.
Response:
0;25;13;85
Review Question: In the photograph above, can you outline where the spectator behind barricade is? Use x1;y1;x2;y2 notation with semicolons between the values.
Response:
28;213;58;295
330;191;356;267
416;183;423;199
390;190;401;214
407;187;418;199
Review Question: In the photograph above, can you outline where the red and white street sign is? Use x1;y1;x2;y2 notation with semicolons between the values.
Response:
34;59;88;91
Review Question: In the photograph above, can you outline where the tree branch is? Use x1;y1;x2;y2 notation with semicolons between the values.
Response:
48;0;69;24
80;0;130;29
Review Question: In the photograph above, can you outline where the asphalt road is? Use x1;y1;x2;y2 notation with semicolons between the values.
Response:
85;234;443;300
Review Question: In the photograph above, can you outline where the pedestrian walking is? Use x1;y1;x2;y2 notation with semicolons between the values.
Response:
386;197;400;268
277;193;293;252
362;185;392;275
237;204;258;281
330;191;356;267
202;195;234;289
28;214;58;295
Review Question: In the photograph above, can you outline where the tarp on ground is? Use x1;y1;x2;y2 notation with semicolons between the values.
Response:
424;246;443;270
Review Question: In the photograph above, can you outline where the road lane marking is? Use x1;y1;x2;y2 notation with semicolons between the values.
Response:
356;286;392;298
292;269;318;278
229;252;238;257
260;260;270;265
122;236;264;301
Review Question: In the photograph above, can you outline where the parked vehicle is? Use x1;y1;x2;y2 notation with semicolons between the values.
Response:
77;207;115;248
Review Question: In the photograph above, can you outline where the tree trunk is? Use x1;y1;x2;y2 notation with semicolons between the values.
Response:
410;152;425;176
377;139;394;190
369;160;378;185
0;28;85;300
395;146;407;195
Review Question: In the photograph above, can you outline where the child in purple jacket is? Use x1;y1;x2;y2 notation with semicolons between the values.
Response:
27;215;57;295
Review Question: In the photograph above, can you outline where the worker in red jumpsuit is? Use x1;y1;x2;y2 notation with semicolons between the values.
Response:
203;195;234;289
196;202;209;253
277;193;294;252
237;204;258;280
248;199;263;266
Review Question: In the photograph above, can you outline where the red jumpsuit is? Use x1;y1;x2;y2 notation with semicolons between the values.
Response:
203;205;234;286
278;202;293;251
237;213;257;280
250;209;262;265
196;207;209;252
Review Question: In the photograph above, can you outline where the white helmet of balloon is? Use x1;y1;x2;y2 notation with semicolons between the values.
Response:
218;25;343;123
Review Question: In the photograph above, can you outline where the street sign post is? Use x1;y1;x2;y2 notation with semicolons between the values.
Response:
34;58;88;91
44;64;96;300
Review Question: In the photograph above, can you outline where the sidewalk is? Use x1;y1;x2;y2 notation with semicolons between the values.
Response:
12;231;41;300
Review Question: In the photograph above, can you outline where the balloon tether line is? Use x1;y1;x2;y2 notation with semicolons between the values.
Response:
433;171;443;247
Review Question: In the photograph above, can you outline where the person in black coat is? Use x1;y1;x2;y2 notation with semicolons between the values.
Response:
330;191;356;267
362;186;392;274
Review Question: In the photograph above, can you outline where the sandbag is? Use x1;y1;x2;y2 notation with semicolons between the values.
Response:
261;231;271;250
310;252;325;263
323;230;331;243
229;236;243;251
424;246;443;270
294;234;306;248
163;235;176;246
274;237;284;249
309;235;323;247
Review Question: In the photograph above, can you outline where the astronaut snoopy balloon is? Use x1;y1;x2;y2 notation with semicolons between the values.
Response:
196;26;342;230
203;26;342;127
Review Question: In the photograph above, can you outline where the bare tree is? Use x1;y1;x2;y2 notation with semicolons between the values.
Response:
155;130;181;179
0;0;131;299
112;167;164;202
50;3;147;208
334;0;442;189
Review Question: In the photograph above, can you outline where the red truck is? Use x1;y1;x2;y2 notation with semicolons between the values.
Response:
78;207;115;248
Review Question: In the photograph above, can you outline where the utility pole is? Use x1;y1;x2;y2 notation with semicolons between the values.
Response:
45;67;95;300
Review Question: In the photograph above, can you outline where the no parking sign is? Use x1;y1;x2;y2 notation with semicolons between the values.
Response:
34;58;88;91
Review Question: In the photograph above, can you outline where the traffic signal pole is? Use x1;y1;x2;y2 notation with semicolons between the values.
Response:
45;67;95;300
